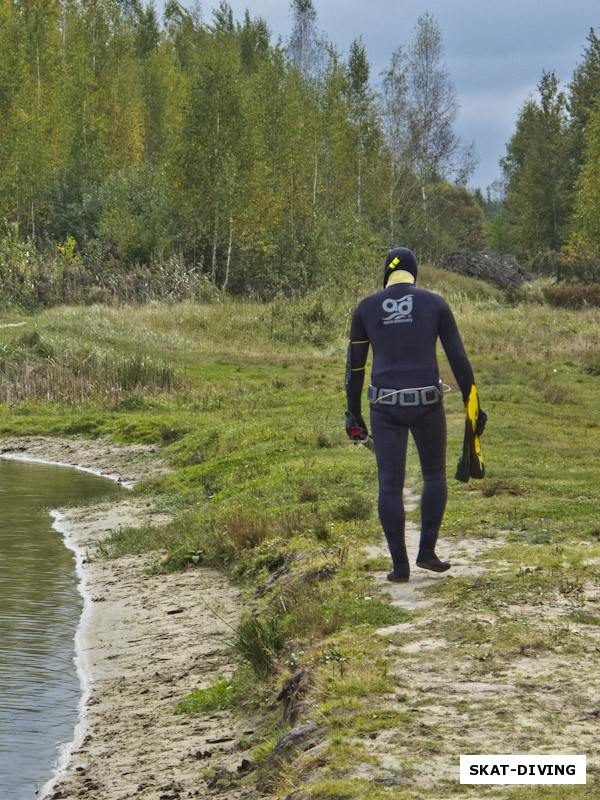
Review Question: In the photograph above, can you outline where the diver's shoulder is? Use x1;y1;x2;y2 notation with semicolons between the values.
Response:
357;284;448;307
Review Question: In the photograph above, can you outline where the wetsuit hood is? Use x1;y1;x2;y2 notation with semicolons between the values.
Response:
383;247;418;288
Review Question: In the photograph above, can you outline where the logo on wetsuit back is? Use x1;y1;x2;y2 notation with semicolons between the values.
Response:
382;294;413;324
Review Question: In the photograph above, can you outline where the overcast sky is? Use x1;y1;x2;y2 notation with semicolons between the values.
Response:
155;1;599;191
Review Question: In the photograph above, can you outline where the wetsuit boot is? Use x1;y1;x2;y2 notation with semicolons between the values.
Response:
416;553;451;572
387;562;410;583
416;530;450;573
383;530;410;582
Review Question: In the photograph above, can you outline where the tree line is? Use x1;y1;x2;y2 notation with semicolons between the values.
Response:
493;27;600;282
0;0;598;307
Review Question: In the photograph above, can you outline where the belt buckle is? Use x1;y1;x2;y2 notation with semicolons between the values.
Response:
399;390;419;406
378;388;396;405
420;387;439;405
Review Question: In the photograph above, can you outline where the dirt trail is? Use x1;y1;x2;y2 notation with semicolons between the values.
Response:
365;490;491;612
358;491;599;797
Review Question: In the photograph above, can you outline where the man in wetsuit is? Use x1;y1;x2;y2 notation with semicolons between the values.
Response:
345;246;485;582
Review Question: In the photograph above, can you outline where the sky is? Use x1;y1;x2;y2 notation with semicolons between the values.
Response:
155;1;599;192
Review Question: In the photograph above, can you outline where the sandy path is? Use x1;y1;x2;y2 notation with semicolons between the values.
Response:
0;437;250;800
359;492;599;797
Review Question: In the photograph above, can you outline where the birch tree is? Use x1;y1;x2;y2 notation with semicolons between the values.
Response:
286;0;326;80
381;13;477;257
403;12;476;187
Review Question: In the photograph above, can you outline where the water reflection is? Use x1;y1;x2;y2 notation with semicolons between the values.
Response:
0;459;123;799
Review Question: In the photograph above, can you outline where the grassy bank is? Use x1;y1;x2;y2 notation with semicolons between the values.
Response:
1;266;598;799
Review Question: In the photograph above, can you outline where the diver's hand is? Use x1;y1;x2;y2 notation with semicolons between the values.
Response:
345;411;368;442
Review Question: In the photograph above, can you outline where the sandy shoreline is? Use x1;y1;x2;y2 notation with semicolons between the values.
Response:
0;437;250;800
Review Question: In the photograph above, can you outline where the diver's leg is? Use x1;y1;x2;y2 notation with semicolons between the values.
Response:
370;406;410;581
411;404;451;571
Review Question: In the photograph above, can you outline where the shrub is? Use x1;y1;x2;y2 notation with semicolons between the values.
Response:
235;614;288;678
553;251;600;284
224;513;276;550
543;285;600;308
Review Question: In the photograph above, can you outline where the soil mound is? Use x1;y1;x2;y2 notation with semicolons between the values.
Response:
441;250;532;289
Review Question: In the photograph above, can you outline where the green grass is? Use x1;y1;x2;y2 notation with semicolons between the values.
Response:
175;676;237;713
1;266;599;799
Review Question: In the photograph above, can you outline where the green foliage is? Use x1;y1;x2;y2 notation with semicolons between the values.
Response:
93;164;176;263
497;30;600;271
568;97;600;256
501;71;575;265
568;28;600;164
96;523;178;559
175;676;237;714
3;6;600;295
0;1;486;307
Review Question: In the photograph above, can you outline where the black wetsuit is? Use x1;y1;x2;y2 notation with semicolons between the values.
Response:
346;280;475;570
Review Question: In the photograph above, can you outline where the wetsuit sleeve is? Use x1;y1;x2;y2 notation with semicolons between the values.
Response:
438;303;475;403
345;308;370;426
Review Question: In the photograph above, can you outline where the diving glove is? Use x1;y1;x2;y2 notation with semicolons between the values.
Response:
345;410;368;442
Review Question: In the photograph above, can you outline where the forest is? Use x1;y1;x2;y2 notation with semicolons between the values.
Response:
1;0;600;307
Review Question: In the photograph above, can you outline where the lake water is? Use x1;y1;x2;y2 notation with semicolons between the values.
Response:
0;458;123;800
